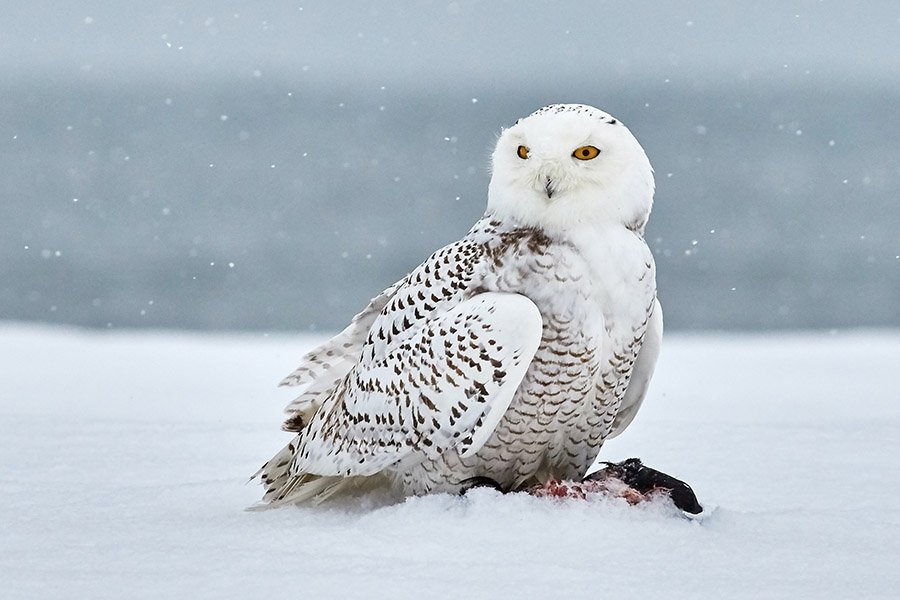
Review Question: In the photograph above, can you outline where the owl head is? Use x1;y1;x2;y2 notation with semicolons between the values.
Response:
487;104;655;235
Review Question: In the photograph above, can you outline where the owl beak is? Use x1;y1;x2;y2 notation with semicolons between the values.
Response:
544;176;555;199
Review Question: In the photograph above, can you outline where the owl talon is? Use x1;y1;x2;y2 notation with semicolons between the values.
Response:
458;476;506;495
588;458;702;514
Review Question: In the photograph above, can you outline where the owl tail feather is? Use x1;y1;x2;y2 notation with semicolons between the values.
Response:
248;442;379;510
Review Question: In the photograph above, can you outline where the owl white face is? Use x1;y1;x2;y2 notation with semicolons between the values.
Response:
487;104;655;234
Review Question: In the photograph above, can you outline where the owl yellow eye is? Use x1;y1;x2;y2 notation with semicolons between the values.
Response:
516;145;530;160
572;145;601;160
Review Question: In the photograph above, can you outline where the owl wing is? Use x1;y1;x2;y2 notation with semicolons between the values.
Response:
292;291;543;477
276;277;408;432
607;297;663;438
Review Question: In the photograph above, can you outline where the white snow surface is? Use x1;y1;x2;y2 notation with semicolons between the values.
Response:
1;325;898;599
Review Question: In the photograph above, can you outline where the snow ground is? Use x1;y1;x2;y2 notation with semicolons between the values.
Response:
1;325;898;599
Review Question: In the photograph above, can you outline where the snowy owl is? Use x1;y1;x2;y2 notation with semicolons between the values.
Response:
254;103;673;508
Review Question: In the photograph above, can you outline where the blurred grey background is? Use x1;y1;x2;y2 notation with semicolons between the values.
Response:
1;1;898;332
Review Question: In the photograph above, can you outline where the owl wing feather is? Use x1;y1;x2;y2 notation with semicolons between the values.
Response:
278;277;408;431
292;291;543;477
